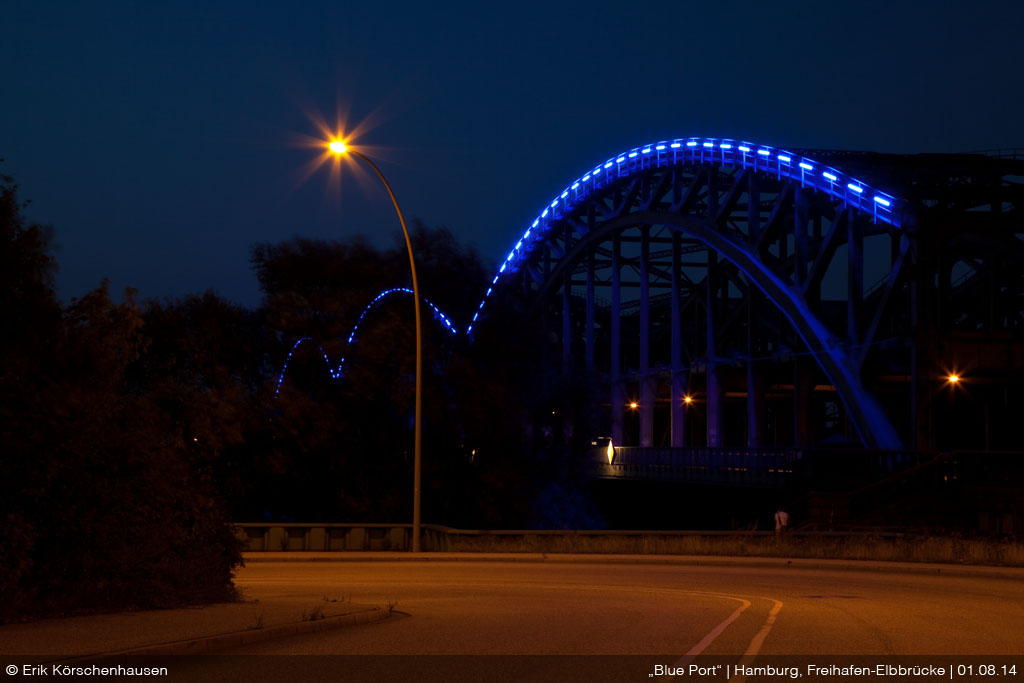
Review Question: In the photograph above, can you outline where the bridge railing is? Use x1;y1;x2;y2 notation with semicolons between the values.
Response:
592;446;799;487
589;447;943;489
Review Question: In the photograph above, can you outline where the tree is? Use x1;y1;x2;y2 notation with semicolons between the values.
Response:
0;175;241;621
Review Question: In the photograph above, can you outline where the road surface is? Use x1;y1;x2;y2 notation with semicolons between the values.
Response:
211;557;1024;681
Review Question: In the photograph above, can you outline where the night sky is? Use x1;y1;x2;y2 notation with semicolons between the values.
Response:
3;1;1022;307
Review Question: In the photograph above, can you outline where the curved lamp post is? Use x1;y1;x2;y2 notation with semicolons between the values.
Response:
330;141;423;552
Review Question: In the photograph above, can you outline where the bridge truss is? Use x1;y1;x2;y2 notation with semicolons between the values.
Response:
478;139;1024;453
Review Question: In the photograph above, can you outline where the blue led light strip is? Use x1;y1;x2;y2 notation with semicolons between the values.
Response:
274;288;456;397
468;136;904;334
276;137;906;388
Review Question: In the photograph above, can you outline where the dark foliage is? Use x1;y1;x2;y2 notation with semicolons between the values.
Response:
0;176;241;622
1;161;603;624
251;223;557;528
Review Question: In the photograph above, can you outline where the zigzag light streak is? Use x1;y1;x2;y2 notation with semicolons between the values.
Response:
273;288;456;397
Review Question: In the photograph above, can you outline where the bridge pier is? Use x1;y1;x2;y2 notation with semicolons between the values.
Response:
640;228;654;447
611;235;623;445
747;290;763;447
562;266;571;374
585;248;595;373
670;231;686;447
706;250;722;447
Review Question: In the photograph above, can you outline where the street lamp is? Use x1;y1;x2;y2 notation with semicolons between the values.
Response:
330;140;424;552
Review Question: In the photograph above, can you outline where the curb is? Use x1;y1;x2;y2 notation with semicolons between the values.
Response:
241;552;1024;581
54;606;395;662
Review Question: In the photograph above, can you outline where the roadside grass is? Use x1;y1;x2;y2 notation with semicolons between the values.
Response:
433;531;1024;566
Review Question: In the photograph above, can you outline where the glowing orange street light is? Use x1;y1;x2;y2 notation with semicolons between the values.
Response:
330;140;424;553
948;374;960;384
629;402;638;409
683;395;693;405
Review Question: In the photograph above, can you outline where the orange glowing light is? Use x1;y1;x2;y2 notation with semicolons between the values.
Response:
629;402;638;409
948;374;960;384
286;96;396;205
683;395;693;404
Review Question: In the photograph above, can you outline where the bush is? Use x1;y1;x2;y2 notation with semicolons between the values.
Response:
0;175;242;622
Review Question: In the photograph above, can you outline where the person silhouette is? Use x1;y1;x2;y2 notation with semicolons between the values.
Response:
774;507;790;537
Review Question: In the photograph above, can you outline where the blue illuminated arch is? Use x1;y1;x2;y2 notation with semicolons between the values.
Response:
274;288;456;397
467;136;904;334
273;137;908;448
468;137;908;449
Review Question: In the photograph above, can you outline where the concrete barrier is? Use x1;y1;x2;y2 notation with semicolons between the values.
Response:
233;524;1024;566
235;523;900;554
237;524;415;551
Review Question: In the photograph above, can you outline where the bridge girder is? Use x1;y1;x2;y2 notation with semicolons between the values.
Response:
509;160;905;450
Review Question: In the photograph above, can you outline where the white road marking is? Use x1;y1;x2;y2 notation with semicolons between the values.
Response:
730;598;785;683
237;575;783;661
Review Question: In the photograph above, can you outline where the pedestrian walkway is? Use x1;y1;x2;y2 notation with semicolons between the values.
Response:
0;573;389;658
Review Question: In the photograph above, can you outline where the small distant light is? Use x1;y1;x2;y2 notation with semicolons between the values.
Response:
551;199;559;208
628;152;638;158
582;174;591;181
466;325;473;334
524;229;531;239
561;191;568;199
757;149;770;156
629;402;638;409
948;374;960;384
847;183;864;194
822;172;838;181
604;161;613;168
616;156;625;163
670;143;682;148
515;241;522;250
683;395;693;404
778;154;791;162
571;182;580;190
686;141;698;147
655;145;666;150
874;196;891;207
642;147;652;153
541;209;549;217
472;312;479;321
720;143;732;149
798;162;813;171
702;142;714;148
532;219;540;227
499;263;506;273
738;145;751;152
486;288;492;296
492;275;499;284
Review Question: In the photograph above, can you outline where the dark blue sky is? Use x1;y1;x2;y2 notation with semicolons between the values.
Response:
3;1;1022;307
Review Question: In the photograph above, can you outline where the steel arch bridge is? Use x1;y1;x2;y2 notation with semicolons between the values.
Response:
469;138;1024;454
276;137;1024;458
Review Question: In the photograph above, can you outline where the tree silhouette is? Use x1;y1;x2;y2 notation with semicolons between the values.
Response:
0;174;241;621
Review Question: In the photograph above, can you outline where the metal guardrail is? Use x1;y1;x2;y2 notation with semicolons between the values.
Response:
236;523;414;552
234;522;920;553
588;447;944;489
591;446;799;487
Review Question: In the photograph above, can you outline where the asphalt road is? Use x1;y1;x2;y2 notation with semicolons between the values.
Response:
222;558;1024;660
